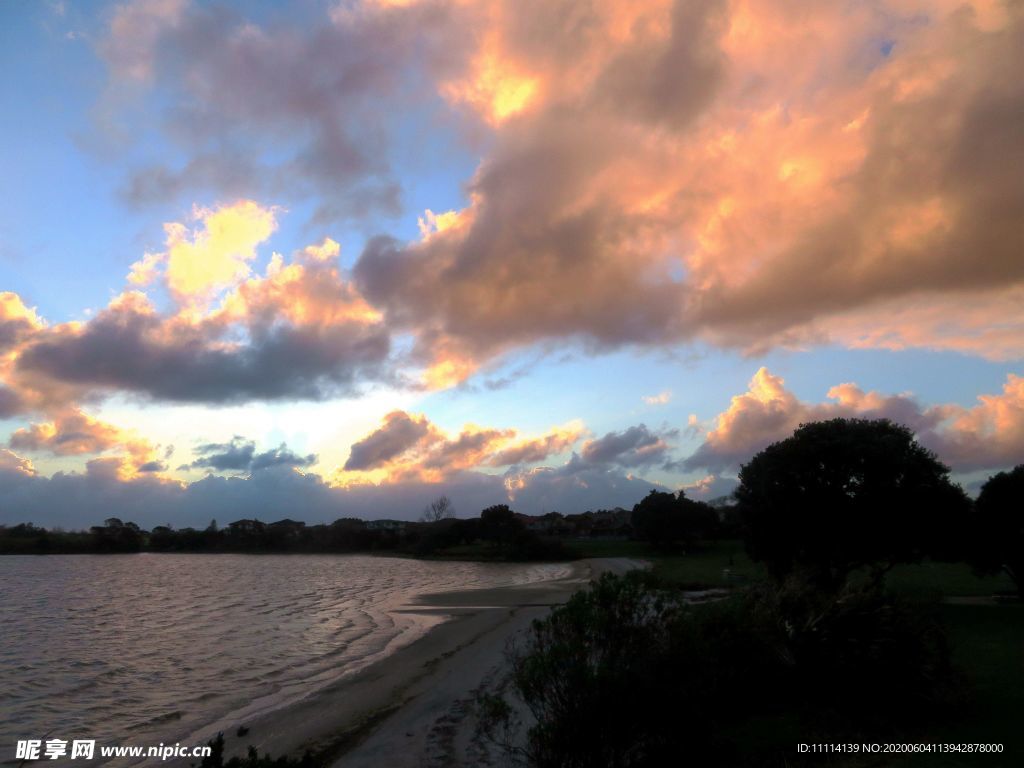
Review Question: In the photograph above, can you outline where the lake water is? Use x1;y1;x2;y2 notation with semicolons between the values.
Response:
0;554;568;759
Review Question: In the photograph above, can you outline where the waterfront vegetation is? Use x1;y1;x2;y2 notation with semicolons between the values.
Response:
479;421;1024;767
6;418;1022;766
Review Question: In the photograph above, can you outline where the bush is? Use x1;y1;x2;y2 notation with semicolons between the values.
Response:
750;573;963;732
500;573;782;767
489;572;963;767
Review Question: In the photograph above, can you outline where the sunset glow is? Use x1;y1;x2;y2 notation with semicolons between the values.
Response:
1;0;1021;526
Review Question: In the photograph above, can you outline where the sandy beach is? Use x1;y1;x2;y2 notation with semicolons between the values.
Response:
180;557;642;768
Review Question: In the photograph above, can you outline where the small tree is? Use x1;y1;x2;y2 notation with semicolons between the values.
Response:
970;465;1023;598
420;495;455;523
736;418;969;589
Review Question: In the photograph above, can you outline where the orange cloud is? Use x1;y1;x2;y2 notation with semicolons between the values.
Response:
11;217;391;405
0;448;36;477
931;374;1024;471
213;238;381;329
348;0;1024;379
9;408;168;481
334;410;582;486
1;292;45;356
685;367;1024;474
126;200;279;304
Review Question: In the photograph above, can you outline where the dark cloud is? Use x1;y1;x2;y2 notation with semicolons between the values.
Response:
486;428;580;467
16;299;391;404
343;411;433;471
188;436;316;473
99;0;466;223
188;436;255;471
0;385;22;419
503;454;670;513
580;424;670;468
250;443;317;471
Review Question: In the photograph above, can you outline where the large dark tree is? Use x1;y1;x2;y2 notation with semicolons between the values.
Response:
632;490;719;551
735;418;969;588
480;504;522;544
970;465;1023;598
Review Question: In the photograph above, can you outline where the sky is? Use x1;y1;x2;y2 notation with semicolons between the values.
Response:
1;0;1022;528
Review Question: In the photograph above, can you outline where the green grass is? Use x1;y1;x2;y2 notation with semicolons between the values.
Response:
563;539;652;559
886;561;1016;599
565;538;763;588
647;540;761;589
889;602;1024;768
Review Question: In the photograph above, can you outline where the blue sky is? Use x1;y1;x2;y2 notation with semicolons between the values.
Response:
1;0;1021;527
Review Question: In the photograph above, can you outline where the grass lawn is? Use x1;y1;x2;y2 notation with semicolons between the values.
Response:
889;602;1024;767
886;561;1017;599
566;538;762;588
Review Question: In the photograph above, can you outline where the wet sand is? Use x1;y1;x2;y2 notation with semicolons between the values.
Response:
184;557;643;768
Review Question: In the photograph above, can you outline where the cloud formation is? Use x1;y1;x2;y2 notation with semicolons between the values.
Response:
97;0;465;223
337;409;583;483
0;448;663;529
8;408;167;479
129;200;278;303
580;424;671;468
349;0;1024;382
186;436;317;473
9;205;392;406
685;367;1024;474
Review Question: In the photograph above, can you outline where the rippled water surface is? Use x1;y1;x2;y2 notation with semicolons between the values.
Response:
0;554;567;753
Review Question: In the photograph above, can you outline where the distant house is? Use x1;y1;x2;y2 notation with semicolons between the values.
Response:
267;519;305;538
521;512;575;536
589;508;632;538
366;519;407;532
227;519;265;535
268;518;305;531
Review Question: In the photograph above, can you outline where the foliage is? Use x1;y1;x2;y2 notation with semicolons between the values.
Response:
480;504;522;543
736;418;970;588
750;573;963;731
501;572;783;767
89;518;144;552
969;464;1024;598
630;490;719;551
489;572;963;767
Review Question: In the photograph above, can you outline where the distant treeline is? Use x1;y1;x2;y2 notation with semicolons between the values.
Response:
0;503;600;560
0;489;735;560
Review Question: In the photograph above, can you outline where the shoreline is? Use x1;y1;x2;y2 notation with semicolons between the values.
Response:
158;557;643;768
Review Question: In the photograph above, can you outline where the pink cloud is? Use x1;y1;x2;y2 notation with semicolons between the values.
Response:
685;367;1024;474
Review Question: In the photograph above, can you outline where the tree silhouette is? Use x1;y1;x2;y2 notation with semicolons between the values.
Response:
735;418;969;589
631;490;719;550
420;495;455;523
971;465;1023;598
